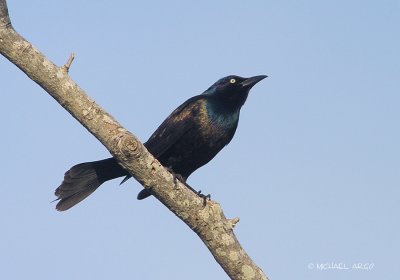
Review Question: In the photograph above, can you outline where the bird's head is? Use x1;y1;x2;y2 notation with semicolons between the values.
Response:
203;75;267;109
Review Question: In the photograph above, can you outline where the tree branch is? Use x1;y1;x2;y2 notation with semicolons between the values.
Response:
61;52;75;73
0;1;268;279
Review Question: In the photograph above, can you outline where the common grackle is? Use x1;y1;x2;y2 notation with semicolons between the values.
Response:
54;75;267;211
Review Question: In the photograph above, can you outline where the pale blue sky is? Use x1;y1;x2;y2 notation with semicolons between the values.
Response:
1;1;399;279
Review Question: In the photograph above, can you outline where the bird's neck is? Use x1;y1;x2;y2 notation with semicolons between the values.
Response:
205;98;241;131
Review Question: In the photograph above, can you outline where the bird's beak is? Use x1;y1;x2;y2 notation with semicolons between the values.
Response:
241;75;268;89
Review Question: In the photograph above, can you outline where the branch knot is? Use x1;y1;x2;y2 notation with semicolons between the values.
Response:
119;134;140;159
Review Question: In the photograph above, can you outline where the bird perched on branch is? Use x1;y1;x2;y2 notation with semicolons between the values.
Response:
54;75;267;211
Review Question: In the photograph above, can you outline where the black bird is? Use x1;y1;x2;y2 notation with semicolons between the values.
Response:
54;75;267;211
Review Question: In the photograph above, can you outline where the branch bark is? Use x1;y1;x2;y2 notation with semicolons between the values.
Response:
0;1;268;279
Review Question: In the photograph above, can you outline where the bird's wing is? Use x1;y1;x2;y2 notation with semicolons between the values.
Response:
144;95;206;158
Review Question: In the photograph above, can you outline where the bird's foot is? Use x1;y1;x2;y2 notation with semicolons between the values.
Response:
197;190;211;206
166;167;186;187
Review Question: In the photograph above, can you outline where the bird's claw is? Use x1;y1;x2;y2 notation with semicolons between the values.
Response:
166;167;185;187
197;190;211;206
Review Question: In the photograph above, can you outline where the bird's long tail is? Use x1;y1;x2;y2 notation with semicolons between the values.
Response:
54;158;128;211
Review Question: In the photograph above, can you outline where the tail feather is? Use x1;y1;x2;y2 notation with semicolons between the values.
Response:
54;158;127;211
54;164;101;211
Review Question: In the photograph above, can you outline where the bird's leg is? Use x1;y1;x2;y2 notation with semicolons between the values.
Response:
165;167;211;205
166;167;186;187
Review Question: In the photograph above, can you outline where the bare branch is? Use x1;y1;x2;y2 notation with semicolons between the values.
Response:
61;52;75;73
228;217;241;229
0;1;268;279
0;0;10;28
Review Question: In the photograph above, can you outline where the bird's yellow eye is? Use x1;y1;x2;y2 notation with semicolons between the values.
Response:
230;78;236;84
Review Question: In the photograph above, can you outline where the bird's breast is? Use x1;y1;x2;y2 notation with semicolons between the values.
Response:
158;99;240;178
197;100;239;145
